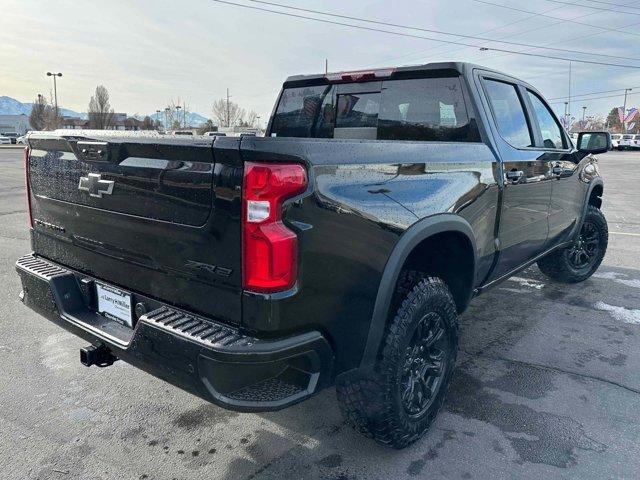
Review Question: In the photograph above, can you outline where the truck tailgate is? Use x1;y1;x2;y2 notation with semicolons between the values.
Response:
26;132;243;325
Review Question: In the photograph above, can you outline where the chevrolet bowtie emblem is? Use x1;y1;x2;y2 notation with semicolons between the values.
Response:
78;173;115;198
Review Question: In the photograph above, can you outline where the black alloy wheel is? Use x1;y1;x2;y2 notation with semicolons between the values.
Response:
537;205;608;283
400;312;449;418
567;221;600;270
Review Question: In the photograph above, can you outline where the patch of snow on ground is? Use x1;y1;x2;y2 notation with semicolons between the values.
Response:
594;301;640;324
592;271;640;289
508;276;545;290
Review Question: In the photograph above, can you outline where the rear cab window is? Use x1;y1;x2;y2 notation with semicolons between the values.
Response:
268;85;333;138
269;74;480;142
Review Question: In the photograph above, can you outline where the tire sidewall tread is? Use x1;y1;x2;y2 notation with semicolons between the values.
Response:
336;275;459;449
538;205;608;283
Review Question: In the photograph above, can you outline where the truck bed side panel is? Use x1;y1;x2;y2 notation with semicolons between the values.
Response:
240;137;498;372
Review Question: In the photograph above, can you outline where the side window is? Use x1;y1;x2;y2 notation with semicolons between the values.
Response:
527;90;566;149
377;77;480;142
483;79;533;149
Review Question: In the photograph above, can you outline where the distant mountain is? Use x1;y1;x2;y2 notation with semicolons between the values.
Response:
0;96;84;118
136;111;210;127
0;95;210;127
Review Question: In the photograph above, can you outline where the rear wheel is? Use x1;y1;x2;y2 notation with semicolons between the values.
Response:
537;205;608;283
336;276;458;449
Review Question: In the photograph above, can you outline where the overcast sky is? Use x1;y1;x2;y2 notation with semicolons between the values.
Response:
1;0;640;125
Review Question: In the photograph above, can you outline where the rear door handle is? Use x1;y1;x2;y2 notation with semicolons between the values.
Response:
506;169;524;183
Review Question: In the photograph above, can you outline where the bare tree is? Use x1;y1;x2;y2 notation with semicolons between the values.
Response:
88;85;115;129
212;98;245;127
29;94;62;131
163;107;175;130
140;116;155;130
44;91;63;130
197;119;215;134
46;107;63;130
244;110;259;128
164;98;190;129
29;95;48;131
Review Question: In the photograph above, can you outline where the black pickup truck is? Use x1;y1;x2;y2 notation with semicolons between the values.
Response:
16;62;610;448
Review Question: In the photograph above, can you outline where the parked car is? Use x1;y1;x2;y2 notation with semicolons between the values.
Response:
632;134;640;150
16;62;608;448
16;135;27;145
611;134;622;150
619;134;634;150
0;135;12;145
1;132;19;144
203;131;227;137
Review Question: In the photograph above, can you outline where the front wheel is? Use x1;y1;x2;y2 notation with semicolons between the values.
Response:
537;205;608;283
336;276;458;448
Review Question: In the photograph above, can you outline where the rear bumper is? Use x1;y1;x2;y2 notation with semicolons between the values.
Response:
15;254;333;412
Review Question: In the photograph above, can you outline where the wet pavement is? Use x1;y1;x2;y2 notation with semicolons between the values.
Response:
1;148;639;479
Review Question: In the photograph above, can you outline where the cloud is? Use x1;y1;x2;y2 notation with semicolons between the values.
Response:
2;0;639;121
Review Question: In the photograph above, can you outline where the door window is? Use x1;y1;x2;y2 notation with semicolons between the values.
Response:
527;90;566;149
484;79;533;148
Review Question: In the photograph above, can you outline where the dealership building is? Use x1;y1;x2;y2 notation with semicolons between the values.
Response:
0;114;30;135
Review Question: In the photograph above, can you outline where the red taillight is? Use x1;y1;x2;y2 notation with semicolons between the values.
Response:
24;146;33;229
242;162;307;293
325;68;395;82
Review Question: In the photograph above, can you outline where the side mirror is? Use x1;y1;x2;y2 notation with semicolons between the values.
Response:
577;131;611;155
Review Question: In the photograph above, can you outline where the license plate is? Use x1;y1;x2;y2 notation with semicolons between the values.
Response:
96;283;133;328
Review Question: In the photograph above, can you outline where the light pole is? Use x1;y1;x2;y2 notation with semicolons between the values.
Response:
623;88;633;133
176;105;182;130
567;61;572;124
256;116;261;130
164;107;170;131
226;88;232;128
183;100;187;128
156;110;161;129
564;102;569;128
582;106;587;124
46;72;62;115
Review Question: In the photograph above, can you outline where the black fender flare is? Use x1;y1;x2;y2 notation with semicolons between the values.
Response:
358;214;477;369
585;177;604;209
567;177;604;240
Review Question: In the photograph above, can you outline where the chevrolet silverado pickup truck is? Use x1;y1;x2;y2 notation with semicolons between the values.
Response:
16;62;610;448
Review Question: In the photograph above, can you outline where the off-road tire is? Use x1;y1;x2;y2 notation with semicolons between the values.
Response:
537;205;608;283
336;276;458;449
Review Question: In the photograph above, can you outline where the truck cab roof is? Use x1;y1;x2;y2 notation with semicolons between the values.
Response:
283;62;532;89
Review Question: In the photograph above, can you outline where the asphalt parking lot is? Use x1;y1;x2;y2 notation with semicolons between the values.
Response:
1;146;639;480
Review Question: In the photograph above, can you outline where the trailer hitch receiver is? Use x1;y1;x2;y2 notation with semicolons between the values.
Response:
80;344;118;368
